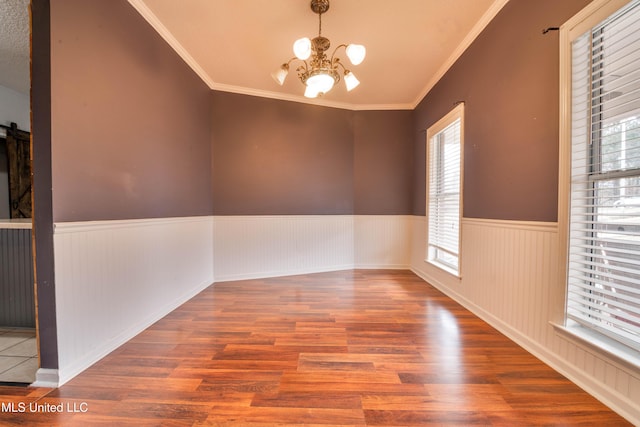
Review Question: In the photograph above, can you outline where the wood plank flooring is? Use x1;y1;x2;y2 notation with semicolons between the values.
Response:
0;270;632;426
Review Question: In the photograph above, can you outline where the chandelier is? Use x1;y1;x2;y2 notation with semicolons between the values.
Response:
271;0;366;98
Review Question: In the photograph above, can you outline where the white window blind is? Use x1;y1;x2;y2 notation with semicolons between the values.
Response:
427;110;462;274
567;0;640;350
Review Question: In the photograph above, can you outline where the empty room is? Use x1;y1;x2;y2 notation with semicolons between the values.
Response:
0;0;639;425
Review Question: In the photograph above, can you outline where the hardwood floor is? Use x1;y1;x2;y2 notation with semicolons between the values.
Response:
0;270;632;426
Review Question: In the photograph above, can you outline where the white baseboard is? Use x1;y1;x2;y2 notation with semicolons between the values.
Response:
213;265;355;283
31;368;59;388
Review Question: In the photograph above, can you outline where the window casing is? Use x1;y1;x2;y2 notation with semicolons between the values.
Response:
564;0;640;352
426;104;464;276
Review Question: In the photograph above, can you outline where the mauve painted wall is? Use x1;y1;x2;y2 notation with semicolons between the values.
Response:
354;110;413;215
48;0;590;222
211;91;413;215
211;92;353;215
50;0;212;222
412;0;592;221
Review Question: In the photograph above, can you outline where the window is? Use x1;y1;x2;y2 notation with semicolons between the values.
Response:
426;104;463;276
563;0;640;352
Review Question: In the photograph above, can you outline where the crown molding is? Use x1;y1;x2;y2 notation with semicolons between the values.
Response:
212;82;414;111
127;0;216;89
411;0;510;108
128;0;412;111
129;0;507;112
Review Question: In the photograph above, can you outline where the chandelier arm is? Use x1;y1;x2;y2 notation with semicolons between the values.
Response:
298;60;310;72
329;44;348;65
334;59;348;73
284;56;298;67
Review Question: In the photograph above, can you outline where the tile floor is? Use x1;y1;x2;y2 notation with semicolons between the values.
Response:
0;328;38;384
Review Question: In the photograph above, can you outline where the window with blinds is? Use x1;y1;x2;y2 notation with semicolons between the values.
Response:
427;104;463;275
567;0;640;351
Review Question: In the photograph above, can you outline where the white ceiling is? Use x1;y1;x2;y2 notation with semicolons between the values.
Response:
0;0;508;109
0;0;30;95
130;0;507;110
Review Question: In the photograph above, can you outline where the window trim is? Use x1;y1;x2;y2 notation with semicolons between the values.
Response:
425;103;464;278
558;0;640;364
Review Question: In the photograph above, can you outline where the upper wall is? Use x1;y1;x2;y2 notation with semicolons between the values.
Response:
354;111;414;215
412;0;592;221
0;85;30;132
50;0;212;222
211;91;413;215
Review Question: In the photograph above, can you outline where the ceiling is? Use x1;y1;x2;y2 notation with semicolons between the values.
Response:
0;0;508;109
129;0;507;110
0;0;30;95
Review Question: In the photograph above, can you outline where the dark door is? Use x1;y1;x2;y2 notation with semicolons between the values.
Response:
6;124;32;218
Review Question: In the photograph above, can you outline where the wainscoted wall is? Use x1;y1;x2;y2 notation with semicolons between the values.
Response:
51;216;214;386
0;225;34;327
354;215;412;269
410;216;640;424
213;215;412;282
213;216;354;282
43;212;640;424
44;214;412;386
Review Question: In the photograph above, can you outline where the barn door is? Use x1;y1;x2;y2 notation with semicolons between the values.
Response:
6;124;32;218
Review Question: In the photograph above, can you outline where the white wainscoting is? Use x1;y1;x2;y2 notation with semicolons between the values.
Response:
212;215;412;282
48;214;412;385
354;215;412;269
410;216;640;425
213;215;355;282
52;216;214;386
